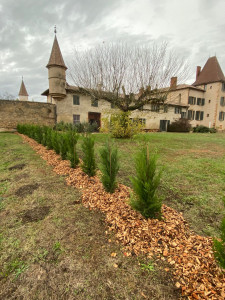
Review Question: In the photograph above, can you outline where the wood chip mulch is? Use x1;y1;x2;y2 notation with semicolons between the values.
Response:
19;134;225;300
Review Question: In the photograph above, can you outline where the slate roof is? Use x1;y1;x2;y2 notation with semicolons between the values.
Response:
193;56;225;86
46;35;67;69
19;79;29;96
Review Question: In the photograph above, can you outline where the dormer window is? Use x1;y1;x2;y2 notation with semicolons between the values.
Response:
204;84;207;91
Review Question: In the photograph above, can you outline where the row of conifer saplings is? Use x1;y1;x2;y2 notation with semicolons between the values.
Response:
16;124;225;269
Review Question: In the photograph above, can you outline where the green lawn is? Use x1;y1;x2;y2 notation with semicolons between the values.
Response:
0;133;181;300
77;132;225;237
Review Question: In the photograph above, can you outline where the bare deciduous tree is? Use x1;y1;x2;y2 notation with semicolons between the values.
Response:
69;42;189;112
0;92;15;100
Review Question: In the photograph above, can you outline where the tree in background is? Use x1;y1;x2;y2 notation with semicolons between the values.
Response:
69;42;189;112
0;92;15;100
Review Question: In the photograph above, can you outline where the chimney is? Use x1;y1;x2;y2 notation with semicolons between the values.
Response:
196;66;201;80
170;77;177;89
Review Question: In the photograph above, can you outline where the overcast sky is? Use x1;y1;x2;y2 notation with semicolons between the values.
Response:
0;0;225;102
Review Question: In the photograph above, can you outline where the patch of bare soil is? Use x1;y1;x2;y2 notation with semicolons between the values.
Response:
0;178;10;182
21;206;51;223
9;163;26;171
13;173;29;181
15;183;39;197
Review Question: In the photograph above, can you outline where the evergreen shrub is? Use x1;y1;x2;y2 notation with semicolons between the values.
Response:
213;199;225;269
51;131;60;154
81;135;96;176
58;133;69;160
99;140;119;193
67;130;79;168
193;125;217;133
167;118;191;132
54;121;98;133
130;145;162;219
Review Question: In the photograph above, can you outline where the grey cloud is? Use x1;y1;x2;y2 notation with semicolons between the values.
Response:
1;0;225;100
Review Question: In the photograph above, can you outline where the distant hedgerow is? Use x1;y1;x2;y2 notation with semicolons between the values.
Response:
130;145;162;219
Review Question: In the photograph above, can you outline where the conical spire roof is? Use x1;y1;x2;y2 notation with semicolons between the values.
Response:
19;79;29;96
46;35;67;69
193;56;225;86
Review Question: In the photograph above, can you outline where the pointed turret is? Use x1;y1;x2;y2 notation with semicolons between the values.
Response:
46;32;67;100
46;35;67;70
193;56;225;86
18;78;29;101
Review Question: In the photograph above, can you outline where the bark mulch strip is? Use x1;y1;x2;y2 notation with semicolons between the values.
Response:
19;133;225;300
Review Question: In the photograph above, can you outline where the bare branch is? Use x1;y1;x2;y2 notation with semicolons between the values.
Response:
68;42;190;112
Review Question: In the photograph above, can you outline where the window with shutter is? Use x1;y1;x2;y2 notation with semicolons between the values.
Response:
202;98;205;106
197;98;201;105
222;83;225;91
195;111;200;120
91;99;98;107
220;97;225;106
219;112;225;121
73;95;80;105
188;110;192;120
151;104;160;112
73;114;80;124
174;107;181;114
163;105;168;113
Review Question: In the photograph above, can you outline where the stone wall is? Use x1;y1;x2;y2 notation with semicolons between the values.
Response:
0;100;56;129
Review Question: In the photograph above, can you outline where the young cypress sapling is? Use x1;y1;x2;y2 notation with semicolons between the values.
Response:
67;130;79;168
52;131;60;154
99;140;119;193
81;134;96;176
130;145;162;219
213;198;225;268
58;132;69;160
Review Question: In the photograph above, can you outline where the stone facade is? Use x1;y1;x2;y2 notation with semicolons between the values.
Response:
0;100;56;129
42;35;225;131
166;83;225;130
47;91;187;131
187;82;225;130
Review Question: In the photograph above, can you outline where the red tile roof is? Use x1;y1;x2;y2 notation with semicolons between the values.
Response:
19;79;29;96
193;56;225;86
46;35;67;69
